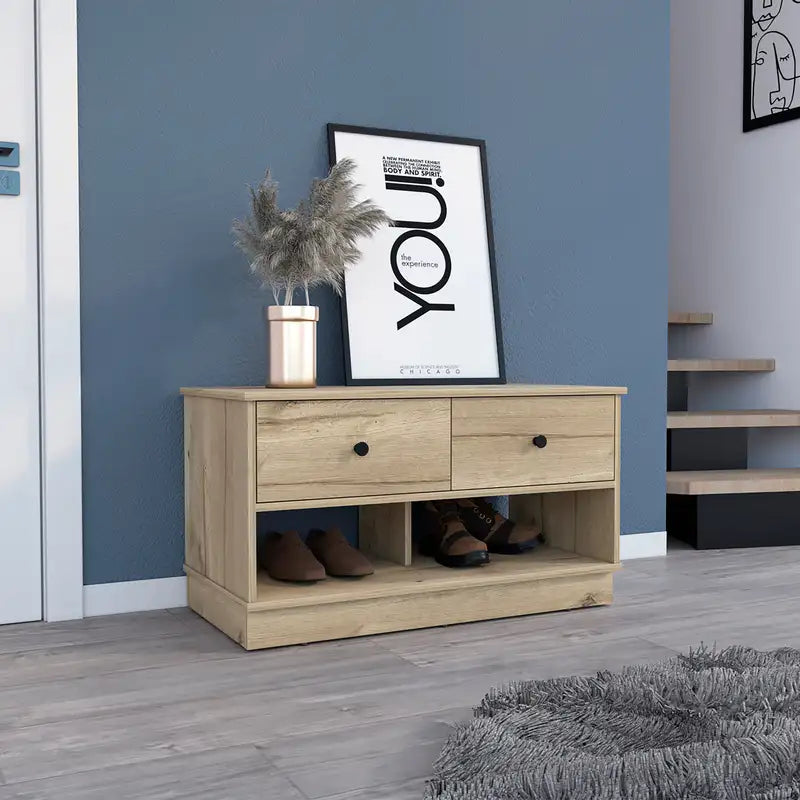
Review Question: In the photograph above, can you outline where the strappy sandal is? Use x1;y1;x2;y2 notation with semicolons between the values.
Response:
417;501;489;568
455;498;544;554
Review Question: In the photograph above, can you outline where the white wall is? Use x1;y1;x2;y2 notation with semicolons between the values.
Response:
671;0;800;467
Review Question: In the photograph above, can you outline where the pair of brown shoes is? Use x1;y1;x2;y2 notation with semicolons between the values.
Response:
418;499;543;569
259;528;374;583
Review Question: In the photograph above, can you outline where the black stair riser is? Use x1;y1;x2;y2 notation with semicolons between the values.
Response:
667;428;748;471
668;372;689;413
667;492;800;549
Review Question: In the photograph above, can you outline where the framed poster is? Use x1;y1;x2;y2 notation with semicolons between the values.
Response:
328;124;505;385
745;0;800;131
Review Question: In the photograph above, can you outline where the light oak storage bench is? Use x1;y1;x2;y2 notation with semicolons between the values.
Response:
181;384;626;650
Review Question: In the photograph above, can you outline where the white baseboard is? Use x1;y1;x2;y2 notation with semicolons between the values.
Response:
83;576;187;617
620;531;667;560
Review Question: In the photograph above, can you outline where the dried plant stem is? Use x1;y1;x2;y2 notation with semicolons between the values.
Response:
232;158;391;305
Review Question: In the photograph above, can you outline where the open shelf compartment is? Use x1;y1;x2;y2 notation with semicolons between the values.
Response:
253;546;617;610
185;486;619;650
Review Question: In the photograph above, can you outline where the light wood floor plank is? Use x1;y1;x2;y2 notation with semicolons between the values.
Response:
0;545;797;798
0;746;303;800
0;642;416;729
286;741;443;799
319;778;426;800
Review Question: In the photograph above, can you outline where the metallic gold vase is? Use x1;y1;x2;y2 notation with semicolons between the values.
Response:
266;305;319;388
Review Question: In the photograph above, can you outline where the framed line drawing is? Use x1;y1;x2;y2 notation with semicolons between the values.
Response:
328;124;505;385
745;0;800;131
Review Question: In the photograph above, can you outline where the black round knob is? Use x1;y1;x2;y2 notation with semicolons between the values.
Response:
532;435;548;449
353;441;369;457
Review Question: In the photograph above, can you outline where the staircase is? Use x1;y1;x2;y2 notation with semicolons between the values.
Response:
667;311;800;549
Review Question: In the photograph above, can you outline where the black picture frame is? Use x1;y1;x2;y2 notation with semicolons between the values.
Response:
744;0;800;131
327;123;506;386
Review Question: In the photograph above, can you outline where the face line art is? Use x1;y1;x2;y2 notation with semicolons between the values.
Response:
772;41;787;108
752;30;798;117
775;36;799;79
777;40;797;78
754;0;786;31
749;1;800;123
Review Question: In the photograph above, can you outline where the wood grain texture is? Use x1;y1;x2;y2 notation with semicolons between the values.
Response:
668;311;713;325
612;395;622;561
508;493;545;541
255;399;450;502
668;358;775;372
250;547;615;611
451;396;615;490
667;468;800;495
184;397;224;580
244;570;615;649
510;493;580;553
359;503;412;566
511;490;617;564
224;400;257;601
181;384;628;401
183;387;623;651
667;410;800;429
254;480;616;512
7;549;800;798
184;398;256;602
540;493;576;552
186;568;247;648
576;488;618;563
0;746;306;800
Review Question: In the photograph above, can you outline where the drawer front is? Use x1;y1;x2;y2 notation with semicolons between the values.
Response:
256;399;451;503
452;396;615;490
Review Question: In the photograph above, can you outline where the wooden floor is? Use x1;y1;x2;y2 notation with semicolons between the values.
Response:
1;542;800;799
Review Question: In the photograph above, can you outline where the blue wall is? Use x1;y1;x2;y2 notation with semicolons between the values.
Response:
77;0;668;584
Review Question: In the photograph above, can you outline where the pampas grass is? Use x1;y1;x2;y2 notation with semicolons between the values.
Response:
232;158;390;305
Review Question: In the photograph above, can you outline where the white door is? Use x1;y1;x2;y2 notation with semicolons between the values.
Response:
0;0;43;624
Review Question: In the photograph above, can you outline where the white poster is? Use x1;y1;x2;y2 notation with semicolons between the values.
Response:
329;125;505;384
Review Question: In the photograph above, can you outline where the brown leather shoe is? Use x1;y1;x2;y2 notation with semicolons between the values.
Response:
418;501;489;568
306;528;374;578
455;498;544;554
258;531;326;582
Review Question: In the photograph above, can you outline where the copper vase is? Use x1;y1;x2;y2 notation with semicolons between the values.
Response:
266;305;318;388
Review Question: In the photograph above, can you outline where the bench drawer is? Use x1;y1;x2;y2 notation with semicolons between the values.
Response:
256;399;451;502
451;396;615;490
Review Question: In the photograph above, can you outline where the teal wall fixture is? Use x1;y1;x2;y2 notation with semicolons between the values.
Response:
0;142;20;168
0;170;20;196
77;0;669;584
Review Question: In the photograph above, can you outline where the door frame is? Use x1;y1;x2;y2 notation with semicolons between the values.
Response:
37;0;84;620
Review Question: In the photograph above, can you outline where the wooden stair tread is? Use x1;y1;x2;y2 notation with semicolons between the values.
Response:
668;410;800;429
669;311;713;325
668;358;775;373
667;469;800;495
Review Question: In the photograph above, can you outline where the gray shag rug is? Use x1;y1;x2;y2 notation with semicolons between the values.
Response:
425;646;800;800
